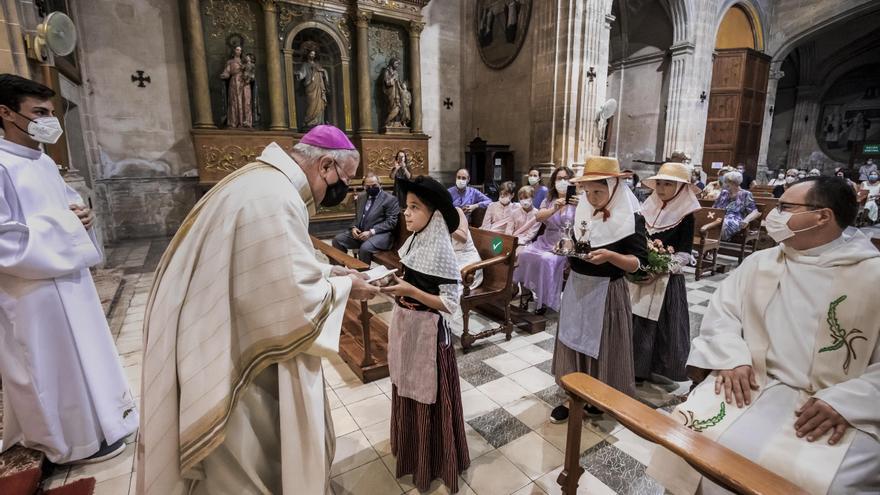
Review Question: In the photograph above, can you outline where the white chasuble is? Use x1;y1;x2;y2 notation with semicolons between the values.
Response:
0;139;138;463
649;229;880;495
138;143;351;495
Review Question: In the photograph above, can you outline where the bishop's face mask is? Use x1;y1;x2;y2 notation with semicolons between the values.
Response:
321;161;349;207
12;110;63;144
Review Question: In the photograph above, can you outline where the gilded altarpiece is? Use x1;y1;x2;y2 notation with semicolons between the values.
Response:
183;0;430;221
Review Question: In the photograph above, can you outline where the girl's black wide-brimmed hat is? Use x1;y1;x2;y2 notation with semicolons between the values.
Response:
397;176;460;233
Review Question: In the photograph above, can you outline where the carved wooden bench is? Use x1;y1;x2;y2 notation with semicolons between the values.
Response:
311;236;389;383
556;373;810;495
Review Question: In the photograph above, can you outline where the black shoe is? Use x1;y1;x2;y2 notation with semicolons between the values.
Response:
550;405;569;423
535;306;547;316
68;439;126;465
585;405;603;417
635;377;646;385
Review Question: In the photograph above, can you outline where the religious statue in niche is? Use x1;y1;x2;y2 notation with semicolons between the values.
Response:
381;58;412;130
219;38;257;129
475;0;532;70
295;41;330;128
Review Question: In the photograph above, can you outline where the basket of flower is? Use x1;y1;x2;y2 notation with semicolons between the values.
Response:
626;239;679;285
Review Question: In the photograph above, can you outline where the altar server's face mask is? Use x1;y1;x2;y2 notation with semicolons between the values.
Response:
5;106;63;144
765;204;824;243
321;160;350;207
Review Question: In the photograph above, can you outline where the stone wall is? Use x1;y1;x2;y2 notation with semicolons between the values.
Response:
461;1;534;178
420;0;462;181
73;0;199;242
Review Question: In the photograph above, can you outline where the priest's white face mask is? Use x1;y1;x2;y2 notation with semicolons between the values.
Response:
765;205;824;243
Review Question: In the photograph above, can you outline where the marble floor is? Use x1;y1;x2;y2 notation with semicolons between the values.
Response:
36;229;878;494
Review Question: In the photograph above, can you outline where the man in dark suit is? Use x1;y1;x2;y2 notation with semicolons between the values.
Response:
332;172;399;263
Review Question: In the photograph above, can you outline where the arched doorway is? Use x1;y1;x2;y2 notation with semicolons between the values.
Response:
703;4;769;180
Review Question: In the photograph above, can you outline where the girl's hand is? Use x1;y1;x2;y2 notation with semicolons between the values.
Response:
586;248;615;265
379;275;415;298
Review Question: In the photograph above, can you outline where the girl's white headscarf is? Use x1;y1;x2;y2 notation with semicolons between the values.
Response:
641;183;700;235
573;178;640;248
398;210;461;281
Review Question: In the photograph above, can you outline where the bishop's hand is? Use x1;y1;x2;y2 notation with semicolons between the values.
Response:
348;273;380;301
795;398;850;445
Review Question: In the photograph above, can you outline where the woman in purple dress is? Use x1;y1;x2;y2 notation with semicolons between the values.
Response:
513;166;576;314
713;170;759;241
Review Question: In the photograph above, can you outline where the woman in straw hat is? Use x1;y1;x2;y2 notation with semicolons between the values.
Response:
550;157;649;422
379;176;470;493
632;162;701;386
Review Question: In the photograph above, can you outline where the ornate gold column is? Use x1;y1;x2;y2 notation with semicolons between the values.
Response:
184;0;215;128
282;48;298;129
408;21;424;134
261;0;286;130
356;11;373;133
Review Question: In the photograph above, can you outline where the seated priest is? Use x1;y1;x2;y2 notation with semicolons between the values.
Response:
332;172;400;263
649;176;880;495
449;168;490;217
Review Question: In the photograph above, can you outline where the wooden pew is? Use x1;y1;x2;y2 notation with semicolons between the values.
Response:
556;373;811;495
872;236;880;252
692;208;724;281
311;236;390;383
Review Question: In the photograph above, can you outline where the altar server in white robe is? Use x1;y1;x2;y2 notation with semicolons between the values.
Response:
649;176;880;495
138;125;380;495
0;74;138;464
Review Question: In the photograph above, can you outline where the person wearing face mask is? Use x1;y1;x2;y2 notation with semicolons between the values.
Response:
481;180;517;233
650;177;880;495
736;163;755;190
139;125;381;495
0;74;139;465
448;168;490;217
834;167;859;193
513;166;577;315
332;172;400;263
767;169;787;187
773;168;799;198
700;166;733;201
858;158;878;182
860;171;880;224
712;170;758;241
527;166;550;208
507;185;542;255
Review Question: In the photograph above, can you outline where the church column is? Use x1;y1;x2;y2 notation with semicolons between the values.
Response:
356;11;373;133
786;85;821;169
408;21;424;134
550;0;615;166
261;0;286;130
756;61;785;176
184;0;215;128
662;42;696;158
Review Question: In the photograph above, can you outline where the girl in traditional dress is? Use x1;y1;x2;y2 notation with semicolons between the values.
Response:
550;157;648;422
632;162;700;385
381;176;469;493
513;166;576;315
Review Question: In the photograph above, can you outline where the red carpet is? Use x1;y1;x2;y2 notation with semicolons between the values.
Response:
0;467;42;495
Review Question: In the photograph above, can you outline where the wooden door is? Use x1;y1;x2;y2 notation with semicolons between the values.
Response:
703;49;770;178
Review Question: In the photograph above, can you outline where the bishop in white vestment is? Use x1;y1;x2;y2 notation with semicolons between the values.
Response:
649;178;880;494
138;127;377;494
0;138;138;462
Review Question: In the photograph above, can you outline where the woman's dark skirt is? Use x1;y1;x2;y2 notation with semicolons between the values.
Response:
552;276;637;398
390;339;470;493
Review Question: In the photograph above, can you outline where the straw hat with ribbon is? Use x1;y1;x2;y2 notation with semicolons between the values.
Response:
640;162;701;235
572;156;640;247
